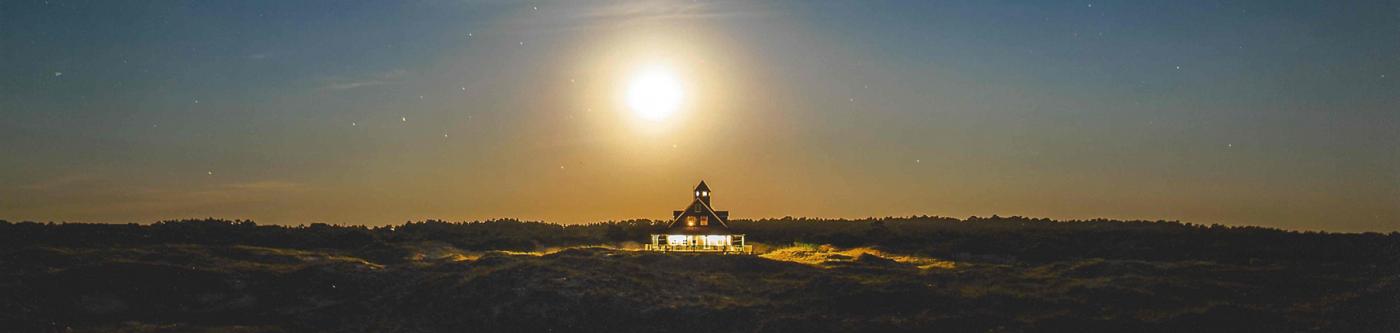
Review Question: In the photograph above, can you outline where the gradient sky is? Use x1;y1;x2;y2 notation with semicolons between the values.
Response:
2;1;1397;231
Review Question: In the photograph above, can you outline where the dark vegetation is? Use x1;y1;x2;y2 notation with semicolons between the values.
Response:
1;217;1397;332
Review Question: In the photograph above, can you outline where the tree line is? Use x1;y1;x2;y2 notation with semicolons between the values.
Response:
2;216;1396;265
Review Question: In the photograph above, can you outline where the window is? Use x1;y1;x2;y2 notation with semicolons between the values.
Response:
705;235;730;246
686;216;696;226
693;204;701;212
667;235;687;245
699;216;708;226
701;191;708;197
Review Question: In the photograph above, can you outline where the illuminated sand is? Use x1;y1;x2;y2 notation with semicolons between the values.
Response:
3;227;1394;332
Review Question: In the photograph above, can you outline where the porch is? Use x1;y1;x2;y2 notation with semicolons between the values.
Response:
644;234;750;254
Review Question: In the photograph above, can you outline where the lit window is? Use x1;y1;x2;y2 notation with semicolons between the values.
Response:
695;191;700;197
705;235;730;246
667;235;687;245
702;191;709;197
699;216;708;226
686;216;696;226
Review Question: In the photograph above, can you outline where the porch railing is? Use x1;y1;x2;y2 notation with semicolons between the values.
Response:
644;234;750;254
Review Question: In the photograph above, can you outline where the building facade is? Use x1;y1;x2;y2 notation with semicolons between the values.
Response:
645;181;749;253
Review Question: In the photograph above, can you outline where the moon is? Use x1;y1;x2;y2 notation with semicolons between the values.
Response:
626;66;683;122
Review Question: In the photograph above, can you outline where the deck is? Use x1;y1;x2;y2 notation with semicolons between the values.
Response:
644;244;751;254
645;234;751;254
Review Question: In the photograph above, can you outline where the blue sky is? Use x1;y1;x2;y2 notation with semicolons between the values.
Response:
1;1;1397;231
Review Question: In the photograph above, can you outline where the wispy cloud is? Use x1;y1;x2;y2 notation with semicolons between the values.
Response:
19;173;100;191
481;1;772;33
320;69;410;91
210;180;307;193
323;80;398;91
571;1;765;23
13;176;310;214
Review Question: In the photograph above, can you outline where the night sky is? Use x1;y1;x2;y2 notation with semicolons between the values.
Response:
2;1;1397;231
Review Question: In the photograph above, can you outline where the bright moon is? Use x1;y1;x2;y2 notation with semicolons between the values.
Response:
626;67;683;121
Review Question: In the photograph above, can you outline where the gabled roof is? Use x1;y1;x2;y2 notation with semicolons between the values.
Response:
664;197;732;235
694;180;710;192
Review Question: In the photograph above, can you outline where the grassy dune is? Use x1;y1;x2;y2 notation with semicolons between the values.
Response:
0;218;1396;332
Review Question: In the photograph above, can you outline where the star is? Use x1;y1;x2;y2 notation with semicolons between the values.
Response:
443;133;449;138
207;171;214;175
194;99;200;104
467;33;473;37
533;6;537;10
519;41;525;46
53;72;62;77
1175;66;1181;70
460;86;466;91
351;122;357;126
401;117;407;122
915;159;921;163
